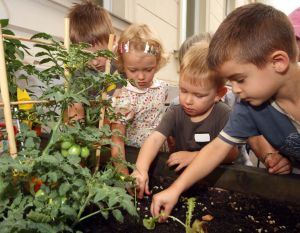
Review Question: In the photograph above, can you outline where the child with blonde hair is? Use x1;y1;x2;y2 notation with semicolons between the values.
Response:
151;3;300;221
111;23;169;175
131;41;238;199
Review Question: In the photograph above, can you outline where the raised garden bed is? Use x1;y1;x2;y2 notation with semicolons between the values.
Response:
77;147;300;233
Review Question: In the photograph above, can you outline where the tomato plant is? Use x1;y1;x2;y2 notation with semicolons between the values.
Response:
68;144;81;156
0;19;135;233
80;146;90;158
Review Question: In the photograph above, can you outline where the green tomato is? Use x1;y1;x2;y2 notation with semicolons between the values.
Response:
61;197;67;205
61;149;69;157
68;144;81;156
35;189;45;197
80;147;90;158
61;141;73;150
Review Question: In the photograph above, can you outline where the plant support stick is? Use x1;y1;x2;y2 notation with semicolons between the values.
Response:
94;34;115;174
0;26;17;157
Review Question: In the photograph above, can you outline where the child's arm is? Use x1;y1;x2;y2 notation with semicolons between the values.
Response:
132;131;167;199
111;122;130;175
150;137;233;221
248;135;291;174
166;146;238;172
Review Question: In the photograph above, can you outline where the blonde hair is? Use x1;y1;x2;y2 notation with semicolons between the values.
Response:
180;41;226;89
68;1;114;45
178;32;212;64
116;23;169;72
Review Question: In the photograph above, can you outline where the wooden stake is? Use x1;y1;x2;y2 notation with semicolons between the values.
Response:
94;34;115;173
2;34;53;45
0;100;51;107
0;26;17;157
64;17;70;122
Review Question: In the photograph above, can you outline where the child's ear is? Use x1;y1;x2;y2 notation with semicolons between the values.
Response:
270;50;289;73
215;86;227;102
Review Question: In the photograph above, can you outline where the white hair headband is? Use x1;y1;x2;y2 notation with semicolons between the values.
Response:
118;41;160;55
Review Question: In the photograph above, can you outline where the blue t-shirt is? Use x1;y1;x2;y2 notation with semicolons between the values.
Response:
219;100;300;162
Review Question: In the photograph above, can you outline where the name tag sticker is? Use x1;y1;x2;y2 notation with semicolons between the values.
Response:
194;133;210;142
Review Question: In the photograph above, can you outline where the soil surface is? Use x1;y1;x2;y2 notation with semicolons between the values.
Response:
76;176;300;233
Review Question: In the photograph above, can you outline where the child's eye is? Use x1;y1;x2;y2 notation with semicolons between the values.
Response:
236;79;244;84
195;94;204;98
145;68;153;72
180;88;187;93
128;69;137;73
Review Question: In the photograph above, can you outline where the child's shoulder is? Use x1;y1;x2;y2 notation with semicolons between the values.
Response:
153;79;168;88
216;101;231;113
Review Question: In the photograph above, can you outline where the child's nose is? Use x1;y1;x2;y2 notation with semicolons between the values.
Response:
231;82;241;95
137;72;145;80
184;94;193;104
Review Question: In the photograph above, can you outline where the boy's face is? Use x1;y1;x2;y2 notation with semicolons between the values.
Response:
87;42;108;72
218;59;281;106
179;77;221;117
123;50;157;89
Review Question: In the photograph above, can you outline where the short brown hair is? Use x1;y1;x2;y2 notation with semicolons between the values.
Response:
116;24;169;72
208;3;298;71
68;1;114;45
181;41;226;89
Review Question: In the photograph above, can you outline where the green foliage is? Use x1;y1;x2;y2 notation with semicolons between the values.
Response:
143;197;207;233
2;19;35;101
0;19;136;233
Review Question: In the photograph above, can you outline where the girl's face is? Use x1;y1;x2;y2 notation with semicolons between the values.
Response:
123;50;158;89
179;77;221;117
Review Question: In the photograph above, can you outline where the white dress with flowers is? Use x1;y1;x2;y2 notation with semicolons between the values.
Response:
112;79;168;148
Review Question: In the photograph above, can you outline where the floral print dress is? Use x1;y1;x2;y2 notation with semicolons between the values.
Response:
111;79;168;148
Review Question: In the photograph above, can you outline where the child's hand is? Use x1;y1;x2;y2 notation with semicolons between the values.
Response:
166;151;197;172
264;152;292;174
131;169;151;199
150;186;180;223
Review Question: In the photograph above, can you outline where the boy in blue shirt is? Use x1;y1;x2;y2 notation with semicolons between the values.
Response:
151;3;300;221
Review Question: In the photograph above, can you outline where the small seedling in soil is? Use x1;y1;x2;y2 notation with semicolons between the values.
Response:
143;197;207;233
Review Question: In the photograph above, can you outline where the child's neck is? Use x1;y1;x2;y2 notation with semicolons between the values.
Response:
190;103;215;123
275;63;300;122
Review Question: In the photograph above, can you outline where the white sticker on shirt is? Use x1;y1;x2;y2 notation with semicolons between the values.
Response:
194;133;210;142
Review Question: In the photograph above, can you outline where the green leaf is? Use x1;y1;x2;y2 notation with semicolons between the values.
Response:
58;182;71;196
61;164;74;175
0;19;9;27
39;58;53;65
60;205;77;217
94;190;108;202
27;211;52;223
31;32;52;40
66;154;81;165
35;51;49;57
143;217;158;230
112;209;124;223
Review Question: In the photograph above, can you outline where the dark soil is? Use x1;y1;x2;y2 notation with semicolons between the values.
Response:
76;176;300;233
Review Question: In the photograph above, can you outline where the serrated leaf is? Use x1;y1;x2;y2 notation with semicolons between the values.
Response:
112;209;123;223
60;205;77;217
94;190;108;203
35;51;49;57
61;164;74;175
39;58;53;65
58;182;71;196
31;32;52;40
67;155;81;165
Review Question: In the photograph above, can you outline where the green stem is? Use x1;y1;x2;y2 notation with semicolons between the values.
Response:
168;215;187;229
41;116;62;156
78;205;119;223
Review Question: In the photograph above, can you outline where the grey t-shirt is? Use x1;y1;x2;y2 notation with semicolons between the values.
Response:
156;102;231;152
